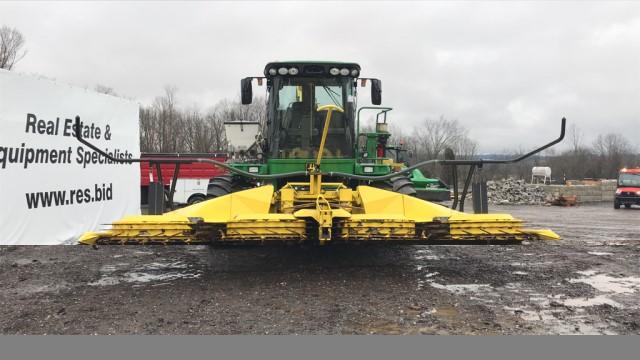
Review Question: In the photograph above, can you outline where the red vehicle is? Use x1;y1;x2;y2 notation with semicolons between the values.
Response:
140;153;227;205
615;167;640;209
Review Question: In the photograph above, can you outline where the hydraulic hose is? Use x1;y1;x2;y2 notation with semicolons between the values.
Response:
75;116;565;182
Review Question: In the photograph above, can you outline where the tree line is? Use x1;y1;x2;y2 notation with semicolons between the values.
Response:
409;121;639;182
137;86;265;153
483;125;638;182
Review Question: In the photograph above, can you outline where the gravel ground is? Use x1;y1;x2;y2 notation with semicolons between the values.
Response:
1;203;639;335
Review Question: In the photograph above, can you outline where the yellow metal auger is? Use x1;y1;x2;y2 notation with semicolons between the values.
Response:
76;110;560;247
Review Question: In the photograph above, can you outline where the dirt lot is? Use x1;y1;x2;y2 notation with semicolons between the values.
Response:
1;203;639;335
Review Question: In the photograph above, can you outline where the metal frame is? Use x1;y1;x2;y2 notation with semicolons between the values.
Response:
355;106;392;159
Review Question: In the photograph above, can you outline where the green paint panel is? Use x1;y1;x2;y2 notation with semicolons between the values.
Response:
230;163;268;175
409;169;446;188
354;163;391;175
267;158;355;174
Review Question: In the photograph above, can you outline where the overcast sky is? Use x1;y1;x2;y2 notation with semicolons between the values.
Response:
1;1;639;153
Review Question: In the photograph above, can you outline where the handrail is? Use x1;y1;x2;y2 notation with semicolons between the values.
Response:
356;106;393;158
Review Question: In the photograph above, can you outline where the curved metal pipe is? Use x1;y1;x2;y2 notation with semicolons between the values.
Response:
75;116;566;182
440;117;566;166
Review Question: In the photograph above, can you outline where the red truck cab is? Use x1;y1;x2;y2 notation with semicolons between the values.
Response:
615;168;640;209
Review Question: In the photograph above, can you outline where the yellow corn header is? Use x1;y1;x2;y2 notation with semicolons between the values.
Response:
79;182;559;246
75;108;563;247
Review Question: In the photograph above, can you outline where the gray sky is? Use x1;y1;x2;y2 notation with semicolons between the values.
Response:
2;1;639;153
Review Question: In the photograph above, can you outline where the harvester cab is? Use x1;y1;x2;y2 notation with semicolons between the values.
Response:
74;61;565;248
217;61;449;201
245;62;362;162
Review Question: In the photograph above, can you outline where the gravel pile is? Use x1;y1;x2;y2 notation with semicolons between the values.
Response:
487;178;548;205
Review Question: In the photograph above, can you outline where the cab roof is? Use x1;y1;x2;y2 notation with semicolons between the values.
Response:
264;61;361;78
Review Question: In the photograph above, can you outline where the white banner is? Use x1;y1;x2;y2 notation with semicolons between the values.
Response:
0;70;140;244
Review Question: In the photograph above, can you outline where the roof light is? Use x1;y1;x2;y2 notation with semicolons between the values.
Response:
268;68;277;76
278;67;288;75
288;67;299;75
351;69;359;77
329;67;340;75
340;68;350;76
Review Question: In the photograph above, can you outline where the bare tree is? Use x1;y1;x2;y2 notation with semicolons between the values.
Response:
139;106;157;153
593;133;635;178
0;26;27;70
153;86;180;152
593;133;632;157
138;90;270;153
453;136;478;160
406;116;478;178
568;124;583;154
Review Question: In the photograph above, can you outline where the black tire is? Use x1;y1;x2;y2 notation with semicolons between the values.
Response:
214;175;233;185
614;201;620;209
369;174;417;196
390;175;417;196
187;194;206;205
207;176;233;198
625;204;631;209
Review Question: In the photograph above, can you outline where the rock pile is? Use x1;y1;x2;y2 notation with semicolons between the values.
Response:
487;178;549;205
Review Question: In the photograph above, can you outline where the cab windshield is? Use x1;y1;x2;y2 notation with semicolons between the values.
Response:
619;173;640;187
274;77;354;159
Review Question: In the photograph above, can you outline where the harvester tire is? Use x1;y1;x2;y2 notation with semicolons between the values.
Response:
214;175;233;184
390;175;417;196
207;176;234;198
614;201;620;209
